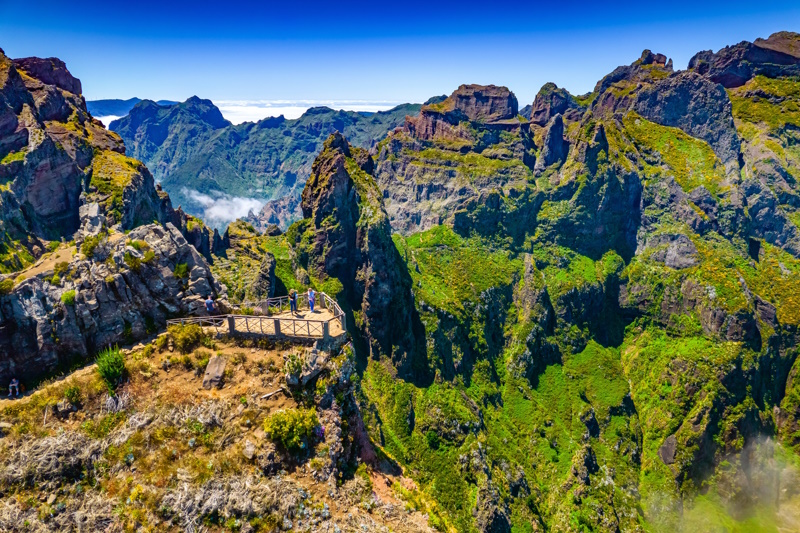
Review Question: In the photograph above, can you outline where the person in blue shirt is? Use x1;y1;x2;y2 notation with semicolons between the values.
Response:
308;288;316;313
205;295;216;315
7;377;20;398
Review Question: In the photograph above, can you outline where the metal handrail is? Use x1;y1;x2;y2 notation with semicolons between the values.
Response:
166;292;346;339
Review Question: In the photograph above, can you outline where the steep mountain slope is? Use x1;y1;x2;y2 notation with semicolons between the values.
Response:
0;49;226;385
111;98;443;227
256;32;800;532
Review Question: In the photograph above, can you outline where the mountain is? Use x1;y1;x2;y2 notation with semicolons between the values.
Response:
111;97;445;228
0;48;225;382
86;97;178;118
225;32;800;531
4;31;800;533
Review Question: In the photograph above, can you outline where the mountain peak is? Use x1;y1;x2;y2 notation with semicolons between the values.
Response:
12;56;82;95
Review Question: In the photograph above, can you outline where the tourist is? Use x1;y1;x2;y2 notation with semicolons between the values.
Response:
290;289;298;315
205;295;216;315
308;288;316;313
7;377;20;398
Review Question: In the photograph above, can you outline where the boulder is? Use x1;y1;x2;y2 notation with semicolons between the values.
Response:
202;356;227;389
659;434;678;465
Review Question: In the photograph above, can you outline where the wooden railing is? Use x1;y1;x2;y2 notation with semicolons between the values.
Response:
167;292;345;340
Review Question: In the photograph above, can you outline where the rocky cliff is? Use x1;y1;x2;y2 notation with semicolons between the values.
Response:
0;223;224;385
349;31;800;532
0;50;227;385
290;133;426;379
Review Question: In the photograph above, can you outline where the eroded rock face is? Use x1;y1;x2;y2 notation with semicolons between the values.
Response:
12;57;82;95
297;133;425;378
530;82;583;126
0;48;168;252
534;114;569;172
634;71;741;172
689;31;800;88
0;223;226;384
451;84;518;123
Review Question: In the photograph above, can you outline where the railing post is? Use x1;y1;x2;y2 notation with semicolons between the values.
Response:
322;321;329;340
274;319;281;336
227;316;236;334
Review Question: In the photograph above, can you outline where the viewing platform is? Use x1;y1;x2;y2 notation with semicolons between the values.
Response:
166;292;346;343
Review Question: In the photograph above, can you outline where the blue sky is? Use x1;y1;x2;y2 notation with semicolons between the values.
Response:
1;0;799;106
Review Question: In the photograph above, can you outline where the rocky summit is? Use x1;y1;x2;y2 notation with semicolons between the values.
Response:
2;30;800;533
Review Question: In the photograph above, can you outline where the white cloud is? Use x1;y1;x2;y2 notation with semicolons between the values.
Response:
96;115;122;128
182;188;265;227
214;100;403;125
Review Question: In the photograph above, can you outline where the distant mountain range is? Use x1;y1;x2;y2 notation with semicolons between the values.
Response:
86;97;179;118
110;96;445;227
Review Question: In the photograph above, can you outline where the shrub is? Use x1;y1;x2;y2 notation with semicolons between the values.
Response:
0;278;14;295
61;290;76;306
129;240;148;251
50;274;61;286
286;353;303;376
47;241;60;252
173;262;189;279
96;346;126;391
167;324;205;354
264;407;319;451
53;261;69;276
142;250;156;264
64;385;82;405
80;232;106;259
124;252;142;273
155;335;168;352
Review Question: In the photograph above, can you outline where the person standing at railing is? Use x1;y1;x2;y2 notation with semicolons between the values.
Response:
308;288;316;313
205;295;217;315
290;289;298;316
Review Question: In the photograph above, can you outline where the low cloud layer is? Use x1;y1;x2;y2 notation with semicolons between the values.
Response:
215;100;401;124
182;188;265;228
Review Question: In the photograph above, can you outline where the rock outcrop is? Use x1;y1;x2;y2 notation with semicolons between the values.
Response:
296;133;425;378
0;223;225;384
530;82;583;126
689;31;800;88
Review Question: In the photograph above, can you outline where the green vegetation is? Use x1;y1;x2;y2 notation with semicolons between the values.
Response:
393;225;523;315
0;233;35;273
623;112;726;195
80;232;107;259
263;407;319;451
0;148;26;165
96;346;126;391
90;151;143;223
60;290;76;306
0;278;13;295
64;385;82;405
729;75;800;131
173;262;189;279
167;324;205;354
408;147;530;182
